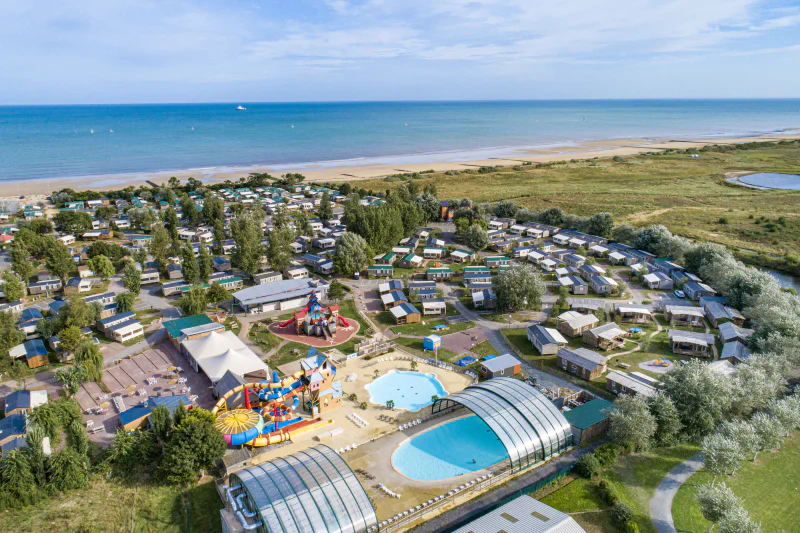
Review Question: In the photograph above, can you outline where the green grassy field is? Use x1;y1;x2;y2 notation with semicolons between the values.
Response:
392;336;459;362
390;319;475;336
672;433;800;532
1;477;221;533
356;144;800;258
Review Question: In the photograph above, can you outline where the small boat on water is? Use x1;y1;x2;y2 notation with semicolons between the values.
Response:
236;105;246;111
90;129;94;134
110;129;114;133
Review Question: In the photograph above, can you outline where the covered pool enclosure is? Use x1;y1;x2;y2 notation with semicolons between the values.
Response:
430;377;574;472
225;445;379;533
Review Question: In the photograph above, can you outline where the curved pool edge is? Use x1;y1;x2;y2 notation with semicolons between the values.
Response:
364;369;449;412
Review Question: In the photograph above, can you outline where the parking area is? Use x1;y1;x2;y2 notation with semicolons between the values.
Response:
75;340;216;445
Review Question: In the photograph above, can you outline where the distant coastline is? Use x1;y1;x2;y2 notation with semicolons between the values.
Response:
1;131;799;200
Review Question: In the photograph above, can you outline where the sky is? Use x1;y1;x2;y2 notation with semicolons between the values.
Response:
1;0;800;104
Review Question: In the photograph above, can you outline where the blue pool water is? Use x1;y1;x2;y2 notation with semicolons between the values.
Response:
392;416;508;481
365;370;447;412
738;172;800;190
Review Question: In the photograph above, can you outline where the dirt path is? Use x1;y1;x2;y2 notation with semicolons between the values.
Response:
650;453;704;533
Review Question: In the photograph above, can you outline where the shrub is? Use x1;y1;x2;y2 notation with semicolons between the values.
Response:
594;443;620;467
574;453;601;478
624;520;640;533
718;217;729;224
613;156;624;162
611;502;633;526
597;479;620;505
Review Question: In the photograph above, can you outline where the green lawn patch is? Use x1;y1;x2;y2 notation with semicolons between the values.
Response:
469;340;496;357
269;341;311;370
501;328;538;357
540;476;607;513
392;337;459;362
390;319;475;336
336;299;371;333
248;322;282;354
224;315;242;335
673;433;800;533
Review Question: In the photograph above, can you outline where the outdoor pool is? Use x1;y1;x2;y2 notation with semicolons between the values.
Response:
737;172;800;190
365;370;447;411
392;416;508;481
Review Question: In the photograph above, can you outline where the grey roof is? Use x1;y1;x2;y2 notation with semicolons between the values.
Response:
668;329;716;345
229;445;378;533
718;322;754;343
432;378;573;471
390;302;420;318
606;370;658;397
664;305;705;318
721;341;751;361
107;318;142;333
98;311;135;326
232;278;326;307
527;324;557;345
180;322;225;337
451;494;586;533
481;353;519;372
556;347;608;371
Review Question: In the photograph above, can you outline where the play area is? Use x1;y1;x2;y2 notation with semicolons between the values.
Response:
267;291;360;347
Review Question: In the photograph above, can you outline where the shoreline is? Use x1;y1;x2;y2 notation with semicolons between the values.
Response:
1;131;799;199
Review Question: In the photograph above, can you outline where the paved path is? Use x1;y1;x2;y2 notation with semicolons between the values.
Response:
650;453;704;533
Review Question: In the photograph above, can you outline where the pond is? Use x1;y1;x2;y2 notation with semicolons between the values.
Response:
762;268;800;292
736;172;800;190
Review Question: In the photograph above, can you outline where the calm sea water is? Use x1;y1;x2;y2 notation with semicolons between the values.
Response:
0;100;799;181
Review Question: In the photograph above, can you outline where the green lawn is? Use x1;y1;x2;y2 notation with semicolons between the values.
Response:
248;322;283;354
268;341;310;370
469;340;497;357
501;328;538;357
336;299;372;334
392;337;459;362
539;476;608;513
0;477;221;533
390;319;475;336
224;315;242;335
673;433;800;533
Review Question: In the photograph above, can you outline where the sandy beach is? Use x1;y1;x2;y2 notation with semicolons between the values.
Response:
1;132;799;201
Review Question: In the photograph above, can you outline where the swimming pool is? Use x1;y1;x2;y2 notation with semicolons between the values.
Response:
392;416;508;481
365;370;447;412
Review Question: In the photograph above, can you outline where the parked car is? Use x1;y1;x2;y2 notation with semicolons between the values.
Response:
673;290;685;299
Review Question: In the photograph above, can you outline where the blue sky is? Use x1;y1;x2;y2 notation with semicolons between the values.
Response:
2;0;800;104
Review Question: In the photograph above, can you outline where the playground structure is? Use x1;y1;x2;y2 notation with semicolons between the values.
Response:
277;291;351;341
212;348;345;446
649;358;669;367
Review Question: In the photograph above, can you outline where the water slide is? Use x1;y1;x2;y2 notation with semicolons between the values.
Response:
210;371;305;415
337;315;350;327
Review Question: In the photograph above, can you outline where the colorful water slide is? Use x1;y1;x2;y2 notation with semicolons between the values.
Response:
214;409;265;446
210;371;305;415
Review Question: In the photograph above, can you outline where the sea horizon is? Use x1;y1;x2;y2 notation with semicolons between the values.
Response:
1;99;799;184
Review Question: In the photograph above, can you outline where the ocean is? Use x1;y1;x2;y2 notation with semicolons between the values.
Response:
0;100;799;182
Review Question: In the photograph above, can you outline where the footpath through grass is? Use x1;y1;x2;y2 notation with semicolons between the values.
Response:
672;432;800;532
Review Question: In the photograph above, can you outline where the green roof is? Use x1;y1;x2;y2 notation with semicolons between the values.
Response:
563;398;615;430
427;267;453;273
368;265;392;270
163;314;213;338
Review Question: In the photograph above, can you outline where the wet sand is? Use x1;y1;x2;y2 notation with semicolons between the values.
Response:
1;133;798;200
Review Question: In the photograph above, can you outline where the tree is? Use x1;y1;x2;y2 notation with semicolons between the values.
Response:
416;192;440;222
47;448;89;492
719;420;760;463
44;240;74;282
494;264;546;312
749;412;785;460
74;341;104;381
1;272;26;302
386;400;395;410
58;325;84;355
9;242;35;281
318;192;333;222
120;260;142;295
202;195;225;225
27;218;54;235
56;296;99;330
588;212;615;238
608;395;657;452
696;482;742;533
410;360;418;371
0;450;36;503
133;247;148;269
768;395;800;433
181;244;198;284
231;210;266;278
293;210;313;237
327;279;346;302
115;291;136;313
94;205;116;223
150;404;174;445
462;224;490;251
719;506;761;533
127;207;156;230
28;404;60;442
702;433;743;484
332;233;370;277
648;394;683;447
55;364;88;397
161;412;226;484
8;361;34;391
173;401;188;427
266;226;294;276
206;282;230;305
495;200;518;219
53;210;93;234
25;425;47;487
661;360;733;440
67;419;89;456
212;218;225;255
0;311;25;361
197;243;212;283
181;196;199;226
164;207;180;241
88;254;115;279
149;223;171;268
574;453;601;478
178;286;207;316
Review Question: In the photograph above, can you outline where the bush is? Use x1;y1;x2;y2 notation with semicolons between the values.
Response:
718;217;729;224
611;502;633;526
624;520;640;533
598;479;620;505
613;156;624;162
594;443;620;467
574;453;601;478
